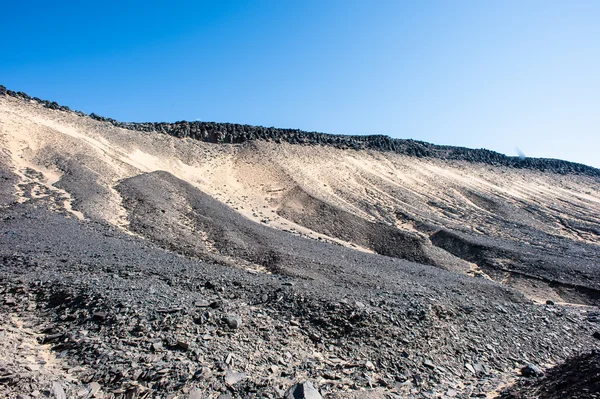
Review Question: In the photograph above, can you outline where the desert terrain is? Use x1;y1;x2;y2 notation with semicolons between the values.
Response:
0;87;599;398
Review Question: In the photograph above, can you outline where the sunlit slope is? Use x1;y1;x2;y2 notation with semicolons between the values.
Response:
1;94;599;304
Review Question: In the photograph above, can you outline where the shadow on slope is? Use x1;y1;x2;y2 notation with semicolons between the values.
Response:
276;186;472;273
500;351;600;399
430;229;600;305
116;171;475;281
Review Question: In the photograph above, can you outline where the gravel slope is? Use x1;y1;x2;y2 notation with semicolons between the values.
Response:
0;88;599;398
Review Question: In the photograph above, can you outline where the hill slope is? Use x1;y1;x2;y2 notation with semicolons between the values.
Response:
0;88;599;398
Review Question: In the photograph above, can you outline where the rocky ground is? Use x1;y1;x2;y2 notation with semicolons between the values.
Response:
0;86;599;398
0;172;598;398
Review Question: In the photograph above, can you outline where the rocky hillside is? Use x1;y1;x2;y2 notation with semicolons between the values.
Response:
2;85;599;177
0;86;599;398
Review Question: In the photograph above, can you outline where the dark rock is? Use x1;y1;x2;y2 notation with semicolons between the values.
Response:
209;300;223;309
545;299;555;305
588;312;600;323
3;84;599;177
93;311;107;321
593;331;600;340
423;360;436;369
177;340;190;350
223;315;242;329
521;364;542;377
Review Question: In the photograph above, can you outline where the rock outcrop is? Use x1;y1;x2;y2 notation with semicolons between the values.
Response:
2;84;598;177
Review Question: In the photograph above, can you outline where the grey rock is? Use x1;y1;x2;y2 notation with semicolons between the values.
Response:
521;363;542;377
224;314;243;329
88;382;101;396
52;382;66;399
423;359;436;369
224;370;247;386
195;300;211;307
188;389;203;399
284;381;322;399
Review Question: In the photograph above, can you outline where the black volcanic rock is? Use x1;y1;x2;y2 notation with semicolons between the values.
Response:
2;84;600;177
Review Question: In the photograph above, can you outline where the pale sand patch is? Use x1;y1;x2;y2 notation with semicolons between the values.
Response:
1;95;599;250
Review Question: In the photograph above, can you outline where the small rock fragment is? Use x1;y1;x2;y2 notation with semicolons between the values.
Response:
423;359;436;369
152;341;163;351
188;389;203;399
224;315;243;329
284;381;322;399
177;340;190;350
52;382;66;399
93;311;107;321
225;370;247;386
521;363;542;377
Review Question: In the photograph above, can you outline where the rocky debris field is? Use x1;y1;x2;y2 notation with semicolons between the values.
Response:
1;86;600;398
0;188;599;398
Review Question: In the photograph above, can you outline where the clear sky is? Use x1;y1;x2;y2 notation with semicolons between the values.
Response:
1;1;599;167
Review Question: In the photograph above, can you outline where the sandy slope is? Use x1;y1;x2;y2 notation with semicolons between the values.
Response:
1;94;599;301
1;92;600;398
2;96;599;238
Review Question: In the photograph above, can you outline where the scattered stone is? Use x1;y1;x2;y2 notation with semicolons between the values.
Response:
93;311;107;321
89;382;102;395
52;382;66;399
224;370;247;386
284;381;322;399
521;364;542;377
188;389;203;399
423;360;436;369
223;315;243;329
593;331;600;340
177;340;190;350
152;341;163;351
545;299;555;305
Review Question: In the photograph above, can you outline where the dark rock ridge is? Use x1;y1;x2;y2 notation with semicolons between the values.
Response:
2;84;599;177
500;350;600;399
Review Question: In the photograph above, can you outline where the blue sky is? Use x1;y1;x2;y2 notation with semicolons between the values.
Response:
1;1;599;167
